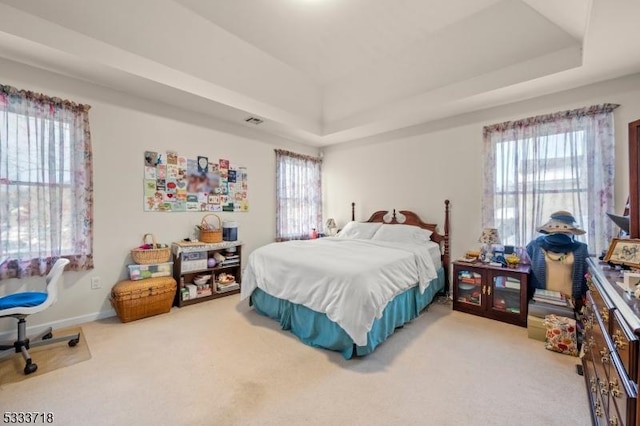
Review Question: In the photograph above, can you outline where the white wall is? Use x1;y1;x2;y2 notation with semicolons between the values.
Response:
323;73;640;265
0;59;318;334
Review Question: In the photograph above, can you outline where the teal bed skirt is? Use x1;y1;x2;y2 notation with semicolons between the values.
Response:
249;267;445;359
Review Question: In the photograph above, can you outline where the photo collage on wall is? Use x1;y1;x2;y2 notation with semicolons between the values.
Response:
143;150;249;212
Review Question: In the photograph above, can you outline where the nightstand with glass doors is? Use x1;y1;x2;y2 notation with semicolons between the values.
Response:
452;261;530;326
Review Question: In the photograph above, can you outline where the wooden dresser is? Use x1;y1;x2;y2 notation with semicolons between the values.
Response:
583;258;640;425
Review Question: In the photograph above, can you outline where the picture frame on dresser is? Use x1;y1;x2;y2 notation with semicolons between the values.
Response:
603;238;640;269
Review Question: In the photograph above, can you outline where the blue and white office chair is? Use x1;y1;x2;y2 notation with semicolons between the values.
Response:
0;258;80;375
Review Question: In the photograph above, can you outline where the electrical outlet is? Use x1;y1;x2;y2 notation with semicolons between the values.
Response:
91;276;102;289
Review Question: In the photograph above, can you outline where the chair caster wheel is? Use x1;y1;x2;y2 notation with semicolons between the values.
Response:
24;363;38;375
68;338;79;347
42;332;53;340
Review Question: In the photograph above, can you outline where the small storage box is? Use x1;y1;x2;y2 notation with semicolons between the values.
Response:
128;261;173;281
527;315;546;342
111;277;177;323
181;251;208;273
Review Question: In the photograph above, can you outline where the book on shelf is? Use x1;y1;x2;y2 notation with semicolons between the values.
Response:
495;276;521;290
196;289;213;298
504;280;520;290
216;282;239;293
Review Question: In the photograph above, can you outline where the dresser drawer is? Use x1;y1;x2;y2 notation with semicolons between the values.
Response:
607;350;637;426
587;278;614;331
583;352;609;425
592;301;613;394
611;309;639;382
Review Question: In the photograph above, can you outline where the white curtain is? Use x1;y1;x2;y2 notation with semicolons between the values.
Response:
0;84;93;279
482;104;618;255
275;149;323;241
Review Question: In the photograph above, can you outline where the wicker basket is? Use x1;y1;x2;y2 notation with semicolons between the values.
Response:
131;233;171;265
199;214;223;243
111;277;176;323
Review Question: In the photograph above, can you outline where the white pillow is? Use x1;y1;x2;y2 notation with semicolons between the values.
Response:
336;221;382;239
371;224;433;244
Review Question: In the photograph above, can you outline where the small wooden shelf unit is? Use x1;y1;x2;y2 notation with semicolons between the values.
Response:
172;241;242;307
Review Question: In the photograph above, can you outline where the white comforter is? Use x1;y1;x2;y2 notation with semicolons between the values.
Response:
241;237;439;346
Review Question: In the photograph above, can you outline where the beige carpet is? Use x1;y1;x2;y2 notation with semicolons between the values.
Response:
0;296;591;425
0;327;90;385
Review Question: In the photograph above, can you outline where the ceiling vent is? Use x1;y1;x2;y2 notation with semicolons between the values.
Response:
244;116;264;125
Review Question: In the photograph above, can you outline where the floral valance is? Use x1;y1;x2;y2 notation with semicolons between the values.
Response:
274;149;322;163
483;103;620;136
0;83;91;113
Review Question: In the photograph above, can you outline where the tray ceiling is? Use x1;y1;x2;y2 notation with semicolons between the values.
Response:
0;0;637;147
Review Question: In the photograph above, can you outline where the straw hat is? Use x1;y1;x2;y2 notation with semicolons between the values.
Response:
537;211;586;235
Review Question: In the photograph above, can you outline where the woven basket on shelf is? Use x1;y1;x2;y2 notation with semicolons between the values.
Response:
130;233;171;265
199;214;223;243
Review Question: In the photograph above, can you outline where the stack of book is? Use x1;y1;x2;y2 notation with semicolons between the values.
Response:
533;289;570;306
529;289;574;319
459;271;482;285
220;254;240;267
216;281;240;293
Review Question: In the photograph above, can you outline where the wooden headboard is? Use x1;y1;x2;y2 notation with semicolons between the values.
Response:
353;200;451;293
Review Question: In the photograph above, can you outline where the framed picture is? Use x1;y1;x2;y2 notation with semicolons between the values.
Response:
604;238;640;268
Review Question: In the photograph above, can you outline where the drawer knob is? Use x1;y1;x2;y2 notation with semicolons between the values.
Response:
613;330;627;350
609;379;621;398
584;319;593;331
609;416;619;425
595;401;603;417
599;378;609;396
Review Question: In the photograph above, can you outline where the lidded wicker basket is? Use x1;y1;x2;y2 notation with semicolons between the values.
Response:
131;233;171;264
111;277;176;323
199;214;223;243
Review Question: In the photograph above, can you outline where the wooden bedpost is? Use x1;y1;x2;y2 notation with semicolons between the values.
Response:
351;202;355;221
444;200;451;295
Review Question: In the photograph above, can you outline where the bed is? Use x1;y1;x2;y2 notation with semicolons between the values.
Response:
240;200;450;359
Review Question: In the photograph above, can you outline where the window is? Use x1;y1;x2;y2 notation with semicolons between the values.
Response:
0;84;93;279
275;149;322;241
482;104;618;255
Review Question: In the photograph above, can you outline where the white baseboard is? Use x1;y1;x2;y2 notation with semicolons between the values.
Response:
0;309;116;341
